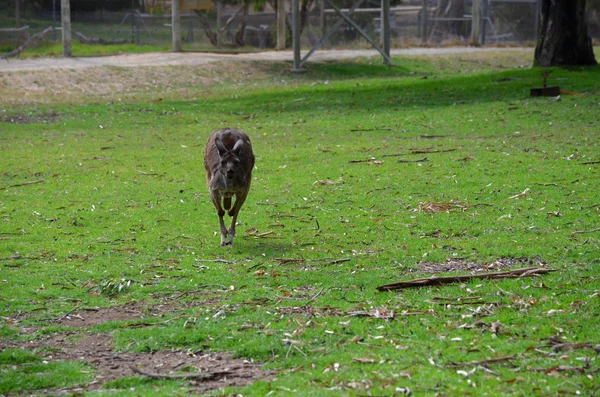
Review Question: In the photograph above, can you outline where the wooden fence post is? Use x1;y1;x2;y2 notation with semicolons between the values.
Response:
276;0;286;50
382;0;391;64
470;0;480;45
421;0;428;43
172;0;182;51
61;0;71;57
480;0;488;45
292;0;302;70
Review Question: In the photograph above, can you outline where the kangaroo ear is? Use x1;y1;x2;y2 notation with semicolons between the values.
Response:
232;139;244;155
215;137;228;156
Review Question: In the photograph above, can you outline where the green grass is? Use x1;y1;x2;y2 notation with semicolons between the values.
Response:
1;51;599;396
0;349;93;394
18;41;172;57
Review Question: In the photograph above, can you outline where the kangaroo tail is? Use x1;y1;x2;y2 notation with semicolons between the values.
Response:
223;197;232;211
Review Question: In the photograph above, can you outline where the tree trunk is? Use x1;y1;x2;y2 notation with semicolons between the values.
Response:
428;0;466;43
195;11;218;46
534;0;596;66
233;4;249;46
283;0;312;47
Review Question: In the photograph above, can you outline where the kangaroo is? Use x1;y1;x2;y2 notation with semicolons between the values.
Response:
203;128;255;246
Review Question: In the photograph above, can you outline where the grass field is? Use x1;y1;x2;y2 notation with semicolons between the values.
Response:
1;50;599;396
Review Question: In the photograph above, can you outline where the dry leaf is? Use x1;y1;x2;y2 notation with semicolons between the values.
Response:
352;357;376;364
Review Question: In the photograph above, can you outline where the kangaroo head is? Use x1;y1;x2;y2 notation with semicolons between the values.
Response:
215;137;245;180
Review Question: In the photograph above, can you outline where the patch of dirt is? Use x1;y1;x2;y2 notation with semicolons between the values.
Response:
418;257;545;274
54;301;173;328
0;110;61;124
54;295;222;327
0;61;278;106
0;298;271;394
17;332;272;394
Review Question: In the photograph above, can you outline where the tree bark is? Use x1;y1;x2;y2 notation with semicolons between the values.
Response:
428;0;466;43
534;0;596;66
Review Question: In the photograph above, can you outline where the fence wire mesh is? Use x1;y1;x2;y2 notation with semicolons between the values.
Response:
1;0;599;57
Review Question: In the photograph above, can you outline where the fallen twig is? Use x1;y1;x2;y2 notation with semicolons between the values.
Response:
572;228;600;234
350;127;393;132
535;342;595;351
446;355;517;368
347;308;395;319
1;26;54;58
426;299;487;306
194;259;233;264
253;230;274;238
55;305;83;323
0;179;45;190
131;365;231;380
533;182;570;189
582;203;600;210
376;267;554;291
410;148;456;154
275;258;305;265
531;365;587;374
318;257;351;265
398;157;429;163
349;158;383;165
303;287;325;306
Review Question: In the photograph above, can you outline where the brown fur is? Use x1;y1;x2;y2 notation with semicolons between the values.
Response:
203;128;255;246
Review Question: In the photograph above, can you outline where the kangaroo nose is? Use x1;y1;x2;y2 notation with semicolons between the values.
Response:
226;169;235;179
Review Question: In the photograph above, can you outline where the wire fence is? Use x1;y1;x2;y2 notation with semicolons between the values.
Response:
1;0;599;56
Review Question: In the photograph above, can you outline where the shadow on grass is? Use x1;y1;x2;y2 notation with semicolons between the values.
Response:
193;63;600;116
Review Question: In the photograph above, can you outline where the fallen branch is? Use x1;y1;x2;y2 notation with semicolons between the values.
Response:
535;342;595;352
303;287;325;306
410;148;456;154
531;365;587;374
376;267;554;291
0;179;45;190
446;355;517;368
1;26;54;58
572;228;600;234
194;259;233;264
349;158;378;164
398;157;429;163
350;127;393;132
275;258;305;265
131;365;231;380
325;258;351;265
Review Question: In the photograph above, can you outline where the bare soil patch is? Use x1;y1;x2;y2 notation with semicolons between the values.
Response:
54;296;222;327
54;301;173;328
0;61;278;106
0;298;272;395
0;109;61;124
15;332;271;394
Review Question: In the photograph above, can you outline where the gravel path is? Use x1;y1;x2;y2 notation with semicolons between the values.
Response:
0;47;529;73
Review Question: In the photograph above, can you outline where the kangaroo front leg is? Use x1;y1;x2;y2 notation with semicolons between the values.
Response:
227;190;249;246
227;212;237;246
219;212;230;246
211;191;230;246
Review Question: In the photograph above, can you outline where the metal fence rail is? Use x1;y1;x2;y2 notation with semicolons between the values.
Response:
1;0;599;57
